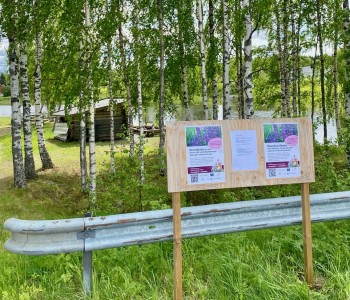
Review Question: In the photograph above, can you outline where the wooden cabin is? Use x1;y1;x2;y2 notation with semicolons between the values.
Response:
53;98;127;142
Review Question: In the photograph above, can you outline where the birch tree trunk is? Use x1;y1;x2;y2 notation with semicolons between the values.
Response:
222;0;231;119
197;0;208;120
136;13;144;194
85;1;96;204
107;39;115;174
282;0;290;117
311;41;318;126
158;0;166;172
9;37;26;188
236;44;244;119
178;0;191;121
291;1;297;116
208;0;218;120
316;0;328;145
243;0;254;119
333;27;341;134
343;0;350;166
79;100;87;191
34;33;54;169
79;40;87;191
296;8;302;116
118;23;135;157
137;63;144;187
19;42;36;179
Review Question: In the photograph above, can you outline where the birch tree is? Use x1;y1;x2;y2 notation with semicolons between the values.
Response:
117;4;135;157
316;0;327;145
196;0;208;119
9;37;26;188
343;0;350;166
19;42;36;179
243;0;254;119
85;0;97;204
332;0;341;133
178;0;191;121
208;0;218;120
222;0;231;119
34;32;54;170
1;1;27;188
158;0;166;171
79;39;88;191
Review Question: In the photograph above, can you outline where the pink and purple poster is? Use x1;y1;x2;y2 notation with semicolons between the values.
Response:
263;123;301;179
186;125;225;185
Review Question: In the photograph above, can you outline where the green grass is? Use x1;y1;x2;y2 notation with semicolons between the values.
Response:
0;96;11;105
1;122;350;299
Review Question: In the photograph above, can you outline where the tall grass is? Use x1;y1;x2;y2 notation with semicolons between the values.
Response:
1;120;350;299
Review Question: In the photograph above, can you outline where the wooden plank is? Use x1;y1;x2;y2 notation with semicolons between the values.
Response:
172;192;182;300
301;182;313;285
167;118;315;192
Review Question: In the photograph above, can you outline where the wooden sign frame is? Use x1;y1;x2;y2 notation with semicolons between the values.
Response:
166;118;315;299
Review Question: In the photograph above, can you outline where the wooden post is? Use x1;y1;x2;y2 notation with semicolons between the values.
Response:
301;182;313;285
172;192;182;300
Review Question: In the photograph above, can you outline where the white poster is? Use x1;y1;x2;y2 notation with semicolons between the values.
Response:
263;123;301;178
186;125;225;185
230;130;258;171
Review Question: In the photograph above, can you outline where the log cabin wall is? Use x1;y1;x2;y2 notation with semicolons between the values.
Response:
69;104;127;141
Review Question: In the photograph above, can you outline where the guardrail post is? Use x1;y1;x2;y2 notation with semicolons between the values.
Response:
83;250;93;295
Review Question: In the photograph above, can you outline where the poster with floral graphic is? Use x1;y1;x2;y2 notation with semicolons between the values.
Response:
186;125;225;184
263;123;301;178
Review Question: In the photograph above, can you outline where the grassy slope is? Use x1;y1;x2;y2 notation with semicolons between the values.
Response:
1;117;350;299
0;97;11;105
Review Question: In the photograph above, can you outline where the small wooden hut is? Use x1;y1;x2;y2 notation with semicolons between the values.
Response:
53;98;127;141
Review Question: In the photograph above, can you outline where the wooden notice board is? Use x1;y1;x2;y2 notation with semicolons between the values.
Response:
167;118;315;192
166;118;315;299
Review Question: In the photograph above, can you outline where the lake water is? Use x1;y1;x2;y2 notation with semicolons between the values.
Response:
0;104;337;144
137;105;338;144
0;105;47;117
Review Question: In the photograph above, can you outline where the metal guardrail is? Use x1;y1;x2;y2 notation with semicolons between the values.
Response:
4;191;350;293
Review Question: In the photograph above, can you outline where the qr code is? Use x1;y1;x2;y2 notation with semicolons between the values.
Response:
269;169;276;177
191;174;199;183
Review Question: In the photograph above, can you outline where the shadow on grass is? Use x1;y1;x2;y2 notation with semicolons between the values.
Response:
0;171;89;221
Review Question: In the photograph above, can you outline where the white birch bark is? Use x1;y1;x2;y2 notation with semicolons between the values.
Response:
333;32;341;134
345;0;350;117
107;39;115;174
282;0;290;117
197;0;208;120
222;0;231;119
208;0;218;120
291;1;297;116
9;38;26;188
79;99;87;191
158;0;166;171
137;62;144;186
85;1;96;204
19;42;36;179
136;13;144;189
79;40;87;191
34;33;53;170
275;4;287;117
118;23;135;157
177;1;191;121
316;0;327;144
243;0;254;119
343;0;350;166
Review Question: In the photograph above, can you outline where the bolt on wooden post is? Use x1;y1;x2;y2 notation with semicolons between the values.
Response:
167;118;315;299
